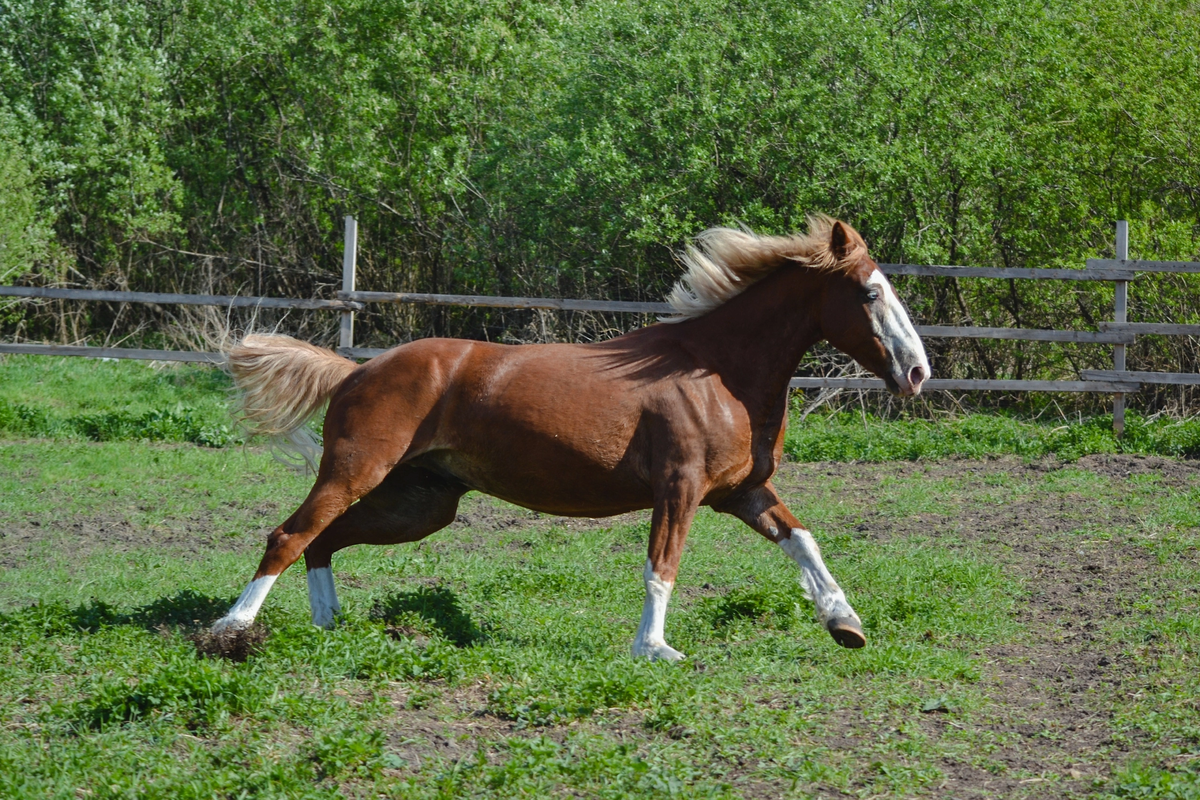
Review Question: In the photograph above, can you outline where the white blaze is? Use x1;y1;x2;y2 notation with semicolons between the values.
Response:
867;269;929;393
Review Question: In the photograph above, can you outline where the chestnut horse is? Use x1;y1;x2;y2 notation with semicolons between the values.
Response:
211;217;929;659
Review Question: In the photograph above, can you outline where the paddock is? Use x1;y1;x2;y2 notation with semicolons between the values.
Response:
2;431;1196;798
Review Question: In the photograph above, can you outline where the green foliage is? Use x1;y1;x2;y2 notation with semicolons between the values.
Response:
76;648;271;729
1104;762;1200;800
0;355;239;445
0;108;56;285
0;0;1197;398
370;585;483;647
0;396;238;446
310;728;387;779
263;620;461;683
705;585;798;631
487;661;692;728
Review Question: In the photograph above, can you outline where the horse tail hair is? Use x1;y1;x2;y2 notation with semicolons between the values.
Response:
226;333;358;471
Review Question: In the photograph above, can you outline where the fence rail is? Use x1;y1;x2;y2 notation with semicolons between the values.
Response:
0;343;223;363
0;285;362;311
4;216;1200;434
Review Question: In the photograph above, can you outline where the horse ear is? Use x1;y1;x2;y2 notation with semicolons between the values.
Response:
829;221;850;261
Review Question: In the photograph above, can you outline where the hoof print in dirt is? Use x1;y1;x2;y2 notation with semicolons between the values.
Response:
190;623;269;662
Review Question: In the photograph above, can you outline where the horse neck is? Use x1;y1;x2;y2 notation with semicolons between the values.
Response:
680;267;826;406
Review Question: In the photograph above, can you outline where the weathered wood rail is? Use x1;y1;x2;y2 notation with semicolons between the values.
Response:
3;217;1199;434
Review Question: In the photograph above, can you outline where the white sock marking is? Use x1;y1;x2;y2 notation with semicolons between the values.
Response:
778;528;859;625
211;574;277;633
306;567;341;628
632;559;685;661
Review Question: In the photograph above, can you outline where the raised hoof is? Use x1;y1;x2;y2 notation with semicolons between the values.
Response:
632;643;687;662
827;617;866;649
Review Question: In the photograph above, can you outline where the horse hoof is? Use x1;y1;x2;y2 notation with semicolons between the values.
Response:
210;616;250;635
632;643;687;662
827;617;866;649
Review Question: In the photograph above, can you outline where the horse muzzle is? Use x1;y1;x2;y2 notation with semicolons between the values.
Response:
886;362;929;397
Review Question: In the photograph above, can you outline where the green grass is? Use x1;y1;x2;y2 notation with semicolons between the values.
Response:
785;409;1200;462
0;355;238;446
0;440;1019;798
2;354;1200;795
2;438;1199;796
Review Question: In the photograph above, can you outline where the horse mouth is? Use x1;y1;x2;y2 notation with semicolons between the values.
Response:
883;371;925;397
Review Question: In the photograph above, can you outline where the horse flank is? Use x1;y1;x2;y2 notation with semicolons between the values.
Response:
663;214;865;322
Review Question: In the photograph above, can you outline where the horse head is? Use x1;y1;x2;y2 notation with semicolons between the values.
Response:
816;222;930;396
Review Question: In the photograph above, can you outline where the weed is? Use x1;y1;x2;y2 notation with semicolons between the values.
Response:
311;728;386;779
76;649;270;729
705;585;798;631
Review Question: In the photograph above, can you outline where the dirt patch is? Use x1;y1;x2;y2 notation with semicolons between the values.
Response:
771;455;1193;798
191;623;270;663
450;493;649;535
0;510;263;569
1077;452;1200;486
370;681;650;779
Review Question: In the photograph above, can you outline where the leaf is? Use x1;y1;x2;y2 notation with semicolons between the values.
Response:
920;696;951;714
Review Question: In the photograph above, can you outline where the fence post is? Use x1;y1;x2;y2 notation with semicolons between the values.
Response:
1112;220;1129;437
340;216;357;352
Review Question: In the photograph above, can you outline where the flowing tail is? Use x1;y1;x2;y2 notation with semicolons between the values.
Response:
226;334;358;470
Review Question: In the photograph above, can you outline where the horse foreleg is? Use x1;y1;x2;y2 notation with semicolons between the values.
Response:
302;466;466;628
716;482;865;649
633;475;702;662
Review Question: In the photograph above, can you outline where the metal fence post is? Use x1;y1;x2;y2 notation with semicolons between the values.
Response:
1112;220;1129;437
340;216;357;352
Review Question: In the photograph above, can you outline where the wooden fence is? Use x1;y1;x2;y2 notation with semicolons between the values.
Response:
3;217;1199;435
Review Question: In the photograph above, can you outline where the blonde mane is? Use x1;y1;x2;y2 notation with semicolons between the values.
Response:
663;215;866;322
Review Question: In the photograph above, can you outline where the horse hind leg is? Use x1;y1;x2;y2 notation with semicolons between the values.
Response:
211;447;397;634
302;465;467;628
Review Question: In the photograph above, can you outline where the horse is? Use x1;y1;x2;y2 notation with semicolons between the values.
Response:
211;216;929;660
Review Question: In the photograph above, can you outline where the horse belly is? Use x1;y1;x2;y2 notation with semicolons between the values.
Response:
429;445;653;517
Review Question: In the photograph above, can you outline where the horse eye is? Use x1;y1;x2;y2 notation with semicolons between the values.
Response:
866;290;879;302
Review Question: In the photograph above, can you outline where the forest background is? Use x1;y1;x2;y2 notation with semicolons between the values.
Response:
1;0;1198;413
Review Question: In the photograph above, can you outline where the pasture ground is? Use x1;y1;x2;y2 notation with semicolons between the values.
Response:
2;437;1199;798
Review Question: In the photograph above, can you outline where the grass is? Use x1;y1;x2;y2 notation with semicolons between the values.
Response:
0;441;1021;797
785;409;1200;462
1;354;1199;796
0;355;238;446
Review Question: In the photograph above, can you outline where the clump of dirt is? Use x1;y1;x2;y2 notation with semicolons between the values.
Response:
190;623;270;662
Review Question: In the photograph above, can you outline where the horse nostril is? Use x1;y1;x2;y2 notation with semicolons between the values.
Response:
908;364;927;387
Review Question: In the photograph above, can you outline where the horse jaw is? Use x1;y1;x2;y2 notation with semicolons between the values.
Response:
866;270;930;396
